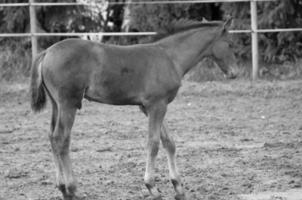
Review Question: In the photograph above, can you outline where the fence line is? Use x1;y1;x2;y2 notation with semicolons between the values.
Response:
1;27;302;38
1;0;301;80
0;32;158;37
0;0;273;7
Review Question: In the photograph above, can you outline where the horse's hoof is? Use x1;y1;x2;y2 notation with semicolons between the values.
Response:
152;195;163;200
63;193;79;200
63;196;73;200
175;193;186;200
63;196;81;200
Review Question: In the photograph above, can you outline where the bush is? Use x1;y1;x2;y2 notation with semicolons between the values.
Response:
0;38;31;81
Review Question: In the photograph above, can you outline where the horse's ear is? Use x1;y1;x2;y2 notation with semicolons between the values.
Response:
222;16;233;33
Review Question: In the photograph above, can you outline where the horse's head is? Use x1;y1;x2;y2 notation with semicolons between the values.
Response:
209;17;239;79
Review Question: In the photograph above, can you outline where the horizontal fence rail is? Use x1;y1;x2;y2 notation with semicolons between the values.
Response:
0;0;274;7
2;28;302;38
0;32;158;37
0;0;301;80
256;28;302;33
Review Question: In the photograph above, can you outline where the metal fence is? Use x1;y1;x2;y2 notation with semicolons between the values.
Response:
1;0;302;80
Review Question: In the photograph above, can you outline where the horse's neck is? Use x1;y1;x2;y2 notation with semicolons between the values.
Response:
157;28;217;78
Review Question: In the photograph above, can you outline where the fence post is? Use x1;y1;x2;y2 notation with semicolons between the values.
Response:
29;0;38;60
250;0;259;80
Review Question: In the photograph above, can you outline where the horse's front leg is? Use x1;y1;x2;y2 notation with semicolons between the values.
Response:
49;104;77;200
161;123;186;200
144;101;167;200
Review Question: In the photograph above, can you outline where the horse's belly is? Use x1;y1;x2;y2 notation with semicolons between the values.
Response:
84;66;145;105
84;82;142;105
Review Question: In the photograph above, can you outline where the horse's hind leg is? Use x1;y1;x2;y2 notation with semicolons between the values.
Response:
49;103;77;200
49;100;65;192
160;123;186;200
143;101;167;200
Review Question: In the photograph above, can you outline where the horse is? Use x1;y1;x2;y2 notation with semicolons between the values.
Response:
30;17;238;200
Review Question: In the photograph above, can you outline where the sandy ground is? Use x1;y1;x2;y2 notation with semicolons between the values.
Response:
1;80;302;200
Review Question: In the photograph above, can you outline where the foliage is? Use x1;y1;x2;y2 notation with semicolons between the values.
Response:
0;0;29;33
221;0;302;63
0;38;31;80
0;0;30;80
127;1;221;36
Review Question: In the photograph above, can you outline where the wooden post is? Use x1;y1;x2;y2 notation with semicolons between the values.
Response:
250;0;259;80
29;0;38;60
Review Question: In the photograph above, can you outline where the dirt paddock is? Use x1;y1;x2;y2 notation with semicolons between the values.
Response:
1;80;302;200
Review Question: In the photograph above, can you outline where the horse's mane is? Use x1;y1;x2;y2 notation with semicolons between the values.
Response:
154;19;222;41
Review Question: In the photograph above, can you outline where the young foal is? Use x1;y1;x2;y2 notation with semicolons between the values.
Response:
30;18;238;200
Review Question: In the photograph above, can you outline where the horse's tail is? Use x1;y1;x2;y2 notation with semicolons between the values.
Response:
30;51;47;112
